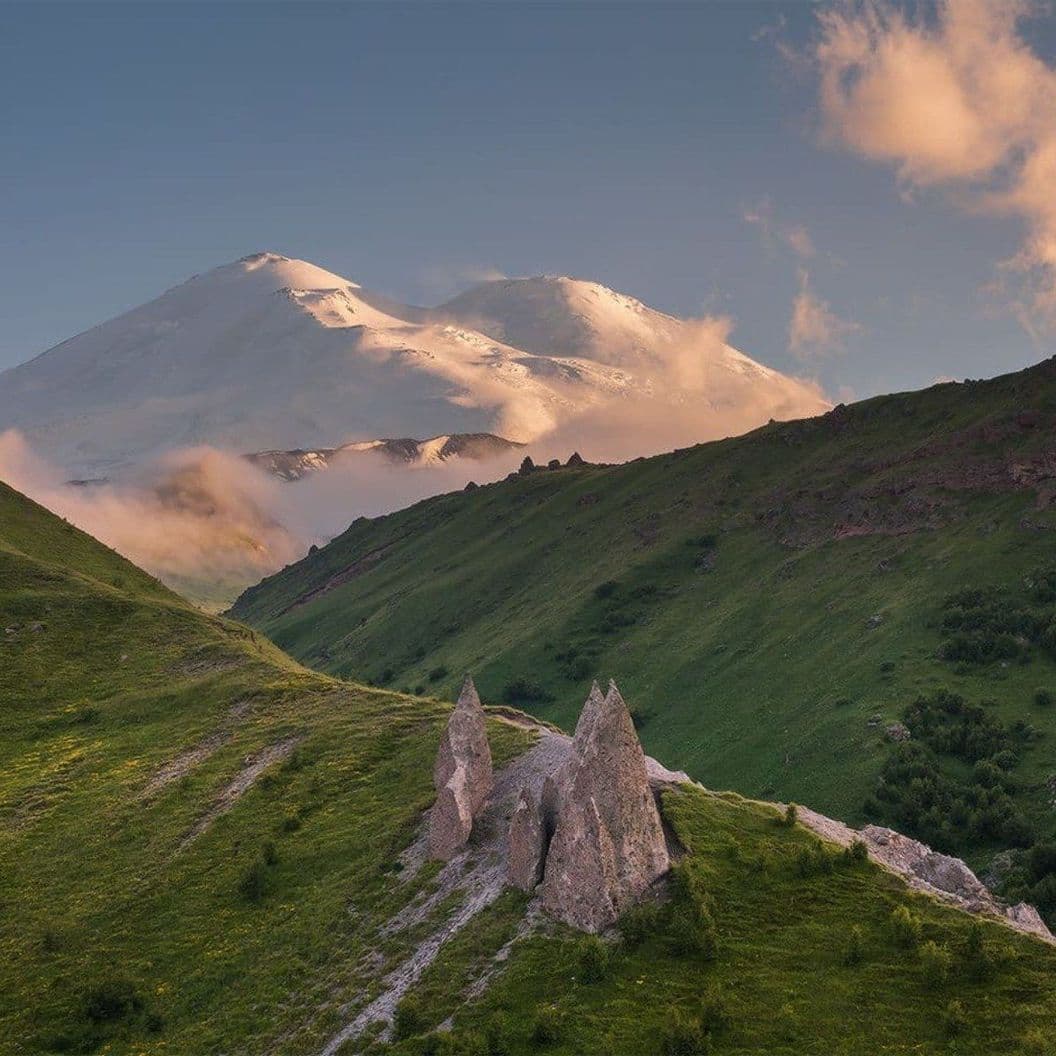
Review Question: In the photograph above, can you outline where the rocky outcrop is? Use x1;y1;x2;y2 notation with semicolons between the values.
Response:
536;681;670;932
429;676;493;860
797;805;1054;944
507;788;546;892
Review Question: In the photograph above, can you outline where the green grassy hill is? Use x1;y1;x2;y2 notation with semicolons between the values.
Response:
6;478;1056;1055
230;359;1056;891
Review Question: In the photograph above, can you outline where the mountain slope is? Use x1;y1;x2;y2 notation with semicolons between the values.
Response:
4;480;1056;1054
0;253;827;477
230;357;1056;888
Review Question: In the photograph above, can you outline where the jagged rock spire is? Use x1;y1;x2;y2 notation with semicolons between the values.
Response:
507;788;547;892
538;680;670;931
429;675;494;860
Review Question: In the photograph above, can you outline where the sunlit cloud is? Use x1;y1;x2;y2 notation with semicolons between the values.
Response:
813;0;1056;334
788;267;862;360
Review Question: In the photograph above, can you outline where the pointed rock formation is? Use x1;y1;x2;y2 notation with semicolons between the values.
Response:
539;681;670;931
507;788;547;892
428;676;494;860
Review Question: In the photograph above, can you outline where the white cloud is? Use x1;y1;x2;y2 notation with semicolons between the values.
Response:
813;0;1056;333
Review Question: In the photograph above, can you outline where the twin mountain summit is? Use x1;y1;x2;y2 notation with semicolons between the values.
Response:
3;251;1056;1054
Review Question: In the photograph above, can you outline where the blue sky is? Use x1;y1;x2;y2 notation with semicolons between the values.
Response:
2;0;1054;402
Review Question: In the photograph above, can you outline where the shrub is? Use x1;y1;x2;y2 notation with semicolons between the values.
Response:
795;843;834;878
618;900;662;948
661;1009;709;1056
942;998;967;1037
1034;688;1053;707
920;939;952;989
844;839;869;864
576;935;611;983
843;925;864;967
833;696;854;708
262;840;279;866
594;580;619;599
781;803;798;828
483;1011;514;1056
529;1005;564;1046
669;900;718;959
502;678;552;705
891;906;921;949
83;979;143;1023
428;665;449;683
281;815;302;833
393;994;428;1040
962;921;992;980
238;860;268;903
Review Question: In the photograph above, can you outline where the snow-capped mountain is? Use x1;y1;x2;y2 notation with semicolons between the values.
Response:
245;433;523;481
0;252;828;477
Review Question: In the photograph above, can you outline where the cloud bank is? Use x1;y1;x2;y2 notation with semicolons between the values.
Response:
814;0;1056;332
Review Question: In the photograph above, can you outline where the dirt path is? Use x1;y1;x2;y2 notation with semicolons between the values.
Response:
177;734;302;852
141;697;254;799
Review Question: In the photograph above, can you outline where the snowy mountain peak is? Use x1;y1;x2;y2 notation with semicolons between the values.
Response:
0;252;829;476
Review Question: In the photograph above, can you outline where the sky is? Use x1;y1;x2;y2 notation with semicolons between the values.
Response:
2;0;1056;404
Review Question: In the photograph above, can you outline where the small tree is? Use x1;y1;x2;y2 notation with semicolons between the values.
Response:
843;925;864;967
942;999;967;1037
576;935;611;983
920;940;952;989
890;906;922;949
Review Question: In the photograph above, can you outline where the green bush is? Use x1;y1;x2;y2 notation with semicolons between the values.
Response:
483;1010;514;1056
428;665;449;683
920;939;952;989
280;814;302;833
393;994;428;1040
502;678;553;705
844;839;869;864
618;900;662;948
942;998;967;1037
262;840;279;866
83;979;143;1023
594;580;619;599
1034;688;1053;707
576;935;611;983
842;925;864;967
781;802;798;828
891;906;922;949
661;1008;710;1055
962;921;992;980
529;1005;564;1046
237;860;268;903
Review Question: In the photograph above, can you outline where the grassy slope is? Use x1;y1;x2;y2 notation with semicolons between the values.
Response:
231;359;1056;838
0;481;529;1054
398;788;1056;1056
5;479;1056;1056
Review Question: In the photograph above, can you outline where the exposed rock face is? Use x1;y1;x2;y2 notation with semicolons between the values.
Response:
507;788;547;892
429;676;494;860
538;681;670;931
